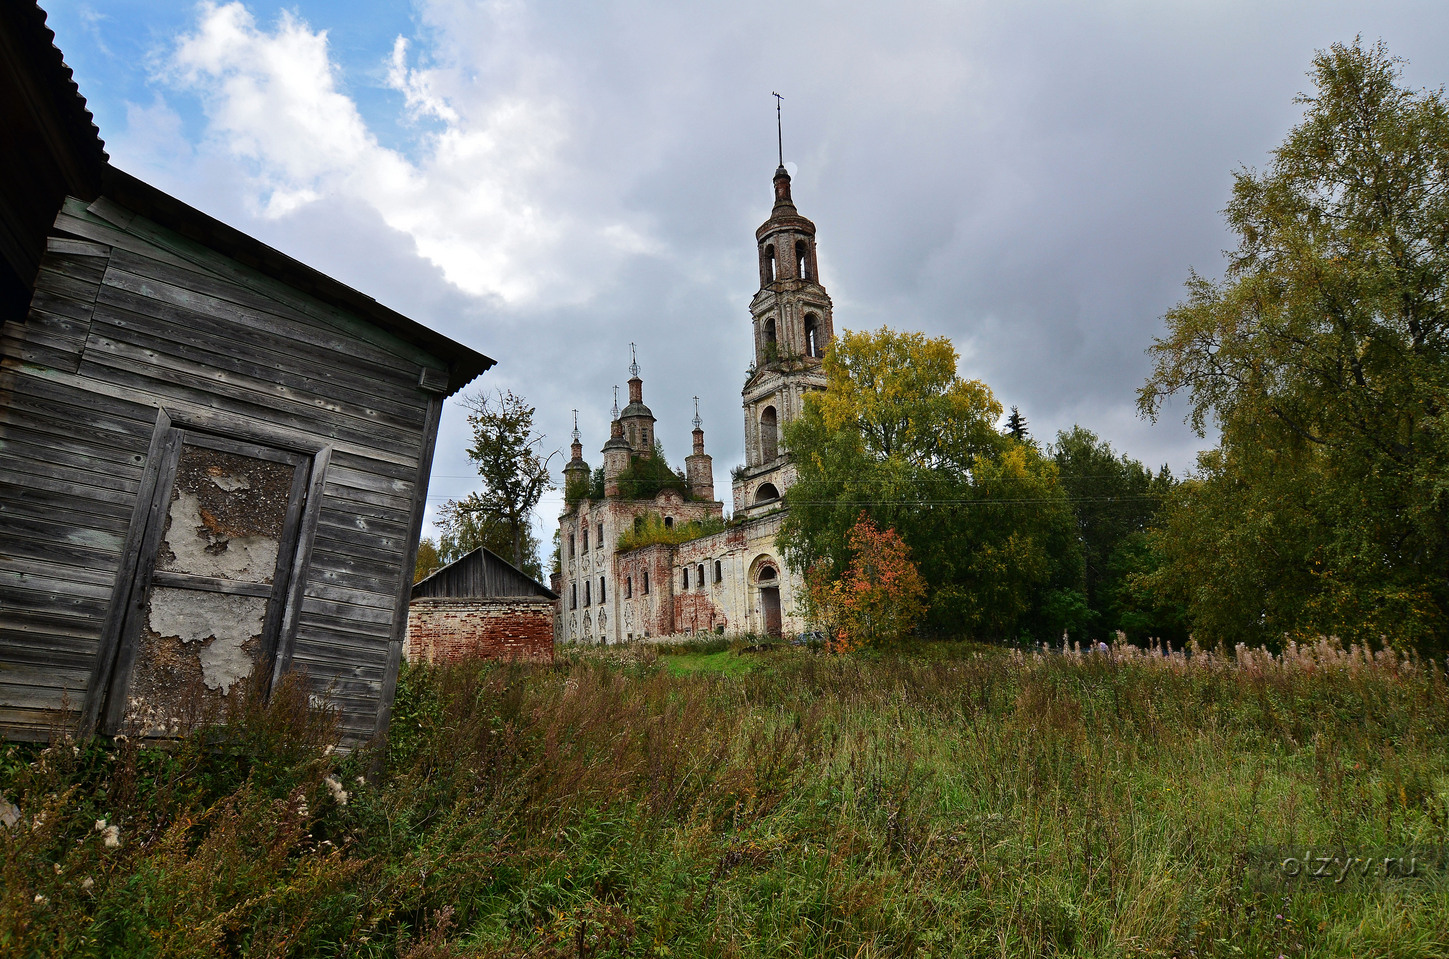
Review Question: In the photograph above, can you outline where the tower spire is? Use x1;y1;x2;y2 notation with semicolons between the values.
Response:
629;342;640;379
571;409;580;443
772;91;784;167
611;386;619;420
692;396;702;431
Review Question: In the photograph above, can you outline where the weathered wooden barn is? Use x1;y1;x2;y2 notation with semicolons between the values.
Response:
406;548;557;664
0;3;494;744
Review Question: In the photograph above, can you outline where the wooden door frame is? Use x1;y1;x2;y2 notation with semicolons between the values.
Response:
82;407;332;733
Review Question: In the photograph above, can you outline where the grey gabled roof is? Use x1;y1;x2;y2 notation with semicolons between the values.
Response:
412;546;558;600
3;2;495;397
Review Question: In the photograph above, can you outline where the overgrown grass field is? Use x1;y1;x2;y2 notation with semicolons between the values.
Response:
3;640;1447;957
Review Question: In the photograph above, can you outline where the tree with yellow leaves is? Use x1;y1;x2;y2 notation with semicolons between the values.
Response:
783;327;1083;641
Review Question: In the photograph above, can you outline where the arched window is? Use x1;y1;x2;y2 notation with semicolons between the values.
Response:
599;576;606;602
582;527;589;552
571;583;577;610
758;564;777;583
760;406;778;461
754;482;780;504
698;564;705;588
569;533;575;558
584;581;591;606
795;240;809;280
643;570;650;594
626;576;633;598
664;516;674;529
763;244;776;283
763;317;777;360
804;313;821;358
682;568;689;590
714;560;722;583
597;523;603;548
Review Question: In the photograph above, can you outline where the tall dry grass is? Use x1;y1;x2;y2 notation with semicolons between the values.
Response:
2;639;1447;956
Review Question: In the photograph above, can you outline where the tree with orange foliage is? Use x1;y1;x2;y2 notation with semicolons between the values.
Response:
806;514;926;652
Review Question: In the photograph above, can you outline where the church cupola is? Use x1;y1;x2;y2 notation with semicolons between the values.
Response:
601;414;631;498
685;397;715;502
617;344;656;457
562;409;590;499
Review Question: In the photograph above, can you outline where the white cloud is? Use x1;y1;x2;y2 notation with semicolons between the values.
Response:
162;0;644;304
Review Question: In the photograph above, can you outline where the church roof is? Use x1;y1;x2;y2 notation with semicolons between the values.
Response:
618;401;654;420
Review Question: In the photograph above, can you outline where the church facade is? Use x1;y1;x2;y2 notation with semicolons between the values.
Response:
555;163;835;643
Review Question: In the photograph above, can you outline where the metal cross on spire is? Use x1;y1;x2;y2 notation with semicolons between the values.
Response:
772;92;784;166
611;386;619;420
629;342;640;379
692;396;702;431
571;409;580;443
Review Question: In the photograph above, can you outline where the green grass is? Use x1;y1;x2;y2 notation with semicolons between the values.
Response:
3;640;1449;956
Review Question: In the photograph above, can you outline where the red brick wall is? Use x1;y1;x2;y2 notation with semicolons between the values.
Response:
405;599;556;664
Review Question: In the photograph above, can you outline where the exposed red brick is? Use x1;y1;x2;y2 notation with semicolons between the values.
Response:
405;598;555;664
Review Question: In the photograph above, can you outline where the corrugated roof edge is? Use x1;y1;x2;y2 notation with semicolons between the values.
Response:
411;545;560;601
9;1;108;186
101;166;495;396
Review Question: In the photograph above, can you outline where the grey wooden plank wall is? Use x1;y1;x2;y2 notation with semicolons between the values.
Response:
1;195;448;743
412;548;554;600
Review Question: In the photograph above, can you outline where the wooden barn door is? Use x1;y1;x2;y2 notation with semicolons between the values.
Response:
100;428;313;735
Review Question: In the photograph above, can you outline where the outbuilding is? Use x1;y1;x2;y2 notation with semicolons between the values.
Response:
0;3;494;744
406;547;558;664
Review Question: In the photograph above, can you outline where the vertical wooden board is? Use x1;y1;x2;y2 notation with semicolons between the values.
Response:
375;395;443;742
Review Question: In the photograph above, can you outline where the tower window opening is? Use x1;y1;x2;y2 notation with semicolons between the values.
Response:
795;240;809;280
763;244;776;283
805;313;821;358
760;406;778;461
754;482;780;504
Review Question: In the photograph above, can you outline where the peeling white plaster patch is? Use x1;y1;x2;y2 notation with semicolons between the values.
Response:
197;634;259;692
147;587;265;691
165;492;279;582
209;474;252;492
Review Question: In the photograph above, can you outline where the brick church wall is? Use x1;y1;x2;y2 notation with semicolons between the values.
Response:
405;598;556;664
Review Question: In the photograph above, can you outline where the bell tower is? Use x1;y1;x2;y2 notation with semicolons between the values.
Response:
733;151;834;518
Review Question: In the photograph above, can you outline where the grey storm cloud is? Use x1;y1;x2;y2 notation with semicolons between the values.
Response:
58;0;1449;540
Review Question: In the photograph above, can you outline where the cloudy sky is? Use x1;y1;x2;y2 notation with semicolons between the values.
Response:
42;0;1449;549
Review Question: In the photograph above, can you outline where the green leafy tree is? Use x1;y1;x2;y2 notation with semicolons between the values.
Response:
1004;406;1030;443
436;389;555;581
614;445;690;500
1050;426;1179;639
414;537;443;583
782;327;1082;640
1139;40;1449;649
